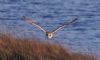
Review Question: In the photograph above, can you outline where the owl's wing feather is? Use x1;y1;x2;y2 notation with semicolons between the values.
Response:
21;16;47;32
52;17;77;33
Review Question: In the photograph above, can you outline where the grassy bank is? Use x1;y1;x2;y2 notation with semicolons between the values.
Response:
0;33;97;60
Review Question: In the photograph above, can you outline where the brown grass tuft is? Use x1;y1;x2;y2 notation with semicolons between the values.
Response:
0;33;97;60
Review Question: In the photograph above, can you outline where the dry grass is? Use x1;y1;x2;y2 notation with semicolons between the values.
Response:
0;33;97;60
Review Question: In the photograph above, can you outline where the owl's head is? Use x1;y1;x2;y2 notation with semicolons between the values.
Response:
46;32;53;39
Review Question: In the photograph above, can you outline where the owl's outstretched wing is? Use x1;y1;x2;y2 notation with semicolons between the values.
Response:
21;16;47;32
52;17;77;33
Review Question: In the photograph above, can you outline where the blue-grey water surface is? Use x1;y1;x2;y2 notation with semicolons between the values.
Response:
0;0;100;56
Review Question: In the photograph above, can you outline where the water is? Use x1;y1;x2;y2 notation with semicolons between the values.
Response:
0;0;100;56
